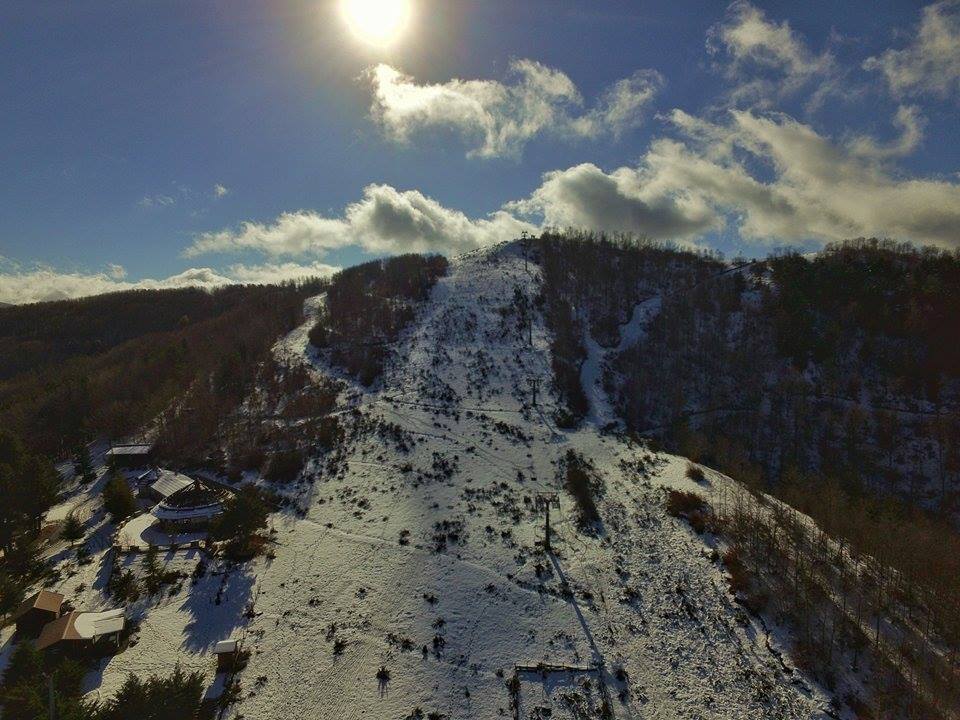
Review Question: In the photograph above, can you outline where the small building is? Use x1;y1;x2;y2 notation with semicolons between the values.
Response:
152;478;231;534
13;590;64;638
36;607;126;655
138;469;194;504
106;444;154;469
214;637;242;671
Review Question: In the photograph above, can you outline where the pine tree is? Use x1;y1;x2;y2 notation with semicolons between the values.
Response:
61;512;85;542
210;485;269;559
74;444;96;483
102;471;137;522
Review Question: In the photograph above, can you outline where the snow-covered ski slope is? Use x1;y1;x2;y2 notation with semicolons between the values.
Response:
227;242;834;719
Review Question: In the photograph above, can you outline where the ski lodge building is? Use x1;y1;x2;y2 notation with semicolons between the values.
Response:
151;477;231;533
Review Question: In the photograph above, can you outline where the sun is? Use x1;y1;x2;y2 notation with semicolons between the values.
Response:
340;0;412;47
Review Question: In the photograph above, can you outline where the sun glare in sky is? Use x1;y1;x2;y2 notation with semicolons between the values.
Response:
340;0;413;47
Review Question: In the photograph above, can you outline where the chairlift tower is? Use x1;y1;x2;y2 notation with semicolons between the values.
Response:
535;492;560;552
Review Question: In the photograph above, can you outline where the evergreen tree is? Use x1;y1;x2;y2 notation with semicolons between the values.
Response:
210;485;269;558
61;512;85;543
74;444;96;483
0;644;96;720
0;430;59;561
102;471;137;523
98;665;203;720
0;570;24;616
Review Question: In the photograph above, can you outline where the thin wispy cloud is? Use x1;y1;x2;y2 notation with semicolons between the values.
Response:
864;0;960;98
847;104;926;159
367;60;662;159
138;194;176;209
707;1;841;110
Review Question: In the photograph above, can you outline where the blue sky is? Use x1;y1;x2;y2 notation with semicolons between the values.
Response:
1;0;959;303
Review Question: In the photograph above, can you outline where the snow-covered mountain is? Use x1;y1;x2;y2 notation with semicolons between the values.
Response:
12;241;844;719
224;242;833;718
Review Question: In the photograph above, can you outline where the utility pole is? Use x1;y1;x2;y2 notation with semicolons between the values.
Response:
520;231;529;273
536;493;559;552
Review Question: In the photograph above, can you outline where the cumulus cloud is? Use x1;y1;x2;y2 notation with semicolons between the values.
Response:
367;60;662;158
707;1;838;108
185;183;536;258
864;1;960;98
507;163;720;241
214;183;230;198
507;107;960;249
187;101;960;260
0;262;338;305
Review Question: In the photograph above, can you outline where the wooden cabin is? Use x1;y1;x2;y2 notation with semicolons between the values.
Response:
36;608;126;656
13;590;64;638
105;444;154;469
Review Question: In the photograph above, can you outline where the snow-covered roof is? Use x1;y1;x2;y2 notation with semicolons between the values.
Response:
106;444;152;456
152;501;224;521
149;471;194;499
73;608;126;638
36;608;126;650
135;468;157;483
214;638;239;654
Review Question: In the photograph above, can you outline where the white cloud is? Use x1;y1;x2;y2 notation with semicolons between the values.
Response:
187;101;960;261
707;1;838;108
847;105;926;159
367;60;662;158
225;261;340;284
508;107;960;249
507;162;720;241
214;183;230;198
185;183;536;259
0;262;338;305
864;1;960;98
138;194;175;209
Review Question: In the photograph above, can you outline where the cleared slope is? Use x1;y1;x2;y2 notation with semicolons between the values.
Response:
227;242;832;719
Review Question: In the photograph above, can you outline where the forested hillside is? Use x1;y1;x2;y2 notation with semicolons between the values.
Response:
537;233;960;712
0;286;280;381
537;233;960;510
308;254;448;384
0;283;324;459
535;231;724;425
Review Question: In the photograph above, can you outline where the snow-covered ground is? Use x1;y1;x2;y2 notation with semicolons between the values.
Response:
223;243;834;719
15;242;837;718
